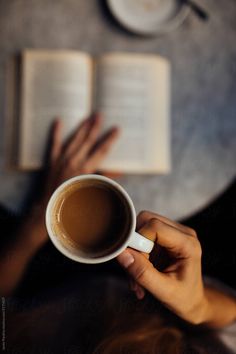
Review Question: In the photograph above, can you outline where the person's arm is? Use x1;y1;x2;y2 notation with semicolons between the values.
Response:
0;114;120;296
117;211;236;329
0;209;47;297
202;286;236;328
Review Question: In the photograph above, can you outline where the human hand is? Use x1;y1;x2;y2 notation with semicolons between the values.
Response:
117;211;207;325
0;114;120;296
40;113;119;202
26;113;120;248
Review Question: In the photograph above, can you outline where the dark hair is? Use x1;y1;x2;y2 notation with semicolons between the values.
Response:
92;308;233;354
93;313;184;354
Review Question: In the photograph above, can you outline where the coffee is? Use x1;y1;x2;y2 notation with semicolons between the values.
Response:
51;180;131;257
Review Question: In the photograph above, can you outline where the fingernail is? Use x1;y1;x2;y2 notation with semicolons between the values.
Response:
136;287;145;300
118;251;134;268
112;127;120;136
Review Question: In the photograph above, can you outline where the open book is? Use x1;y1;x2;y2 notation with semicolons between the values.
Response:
15;50;171;173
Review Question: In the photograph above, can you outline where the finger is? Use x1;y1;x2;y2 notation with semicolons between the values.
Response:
50;119;63;163
130;278;137;291
63;116;92;157
137;210;197;238
81;127;120;173
130;278;146;298
132;281;146;300
139;218;199;259
117;248;171;301
99;171;123;179
71;113;103;164
135;285;146;300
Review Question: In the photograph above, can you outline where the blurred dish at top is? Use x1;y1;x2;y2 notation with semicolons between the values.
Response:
107;0;190;35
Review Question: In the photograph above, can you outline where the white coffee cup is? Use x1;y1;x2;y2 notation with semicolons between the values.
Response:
45;174;154;264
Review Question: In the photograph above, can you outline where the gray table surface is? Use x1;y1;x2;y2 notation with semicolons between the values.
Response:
0;0;235;220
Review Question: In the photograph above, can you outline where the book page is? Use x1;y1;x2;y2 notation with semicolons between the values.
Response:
19;50;93;169
95;53;170;173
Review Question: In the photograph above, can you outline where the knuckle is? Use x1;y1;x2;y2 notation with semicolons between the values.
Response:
138;210;150;220
132;265;149;282
187;227;197;238
149;218;162;230
188;238;202;258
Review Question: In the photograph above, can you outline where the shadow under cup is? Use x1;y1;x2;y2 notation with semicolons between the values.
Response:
48;178;133;262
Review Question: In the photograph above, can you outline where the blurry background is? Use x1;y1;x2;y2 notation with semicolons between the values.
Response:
0;0;235;219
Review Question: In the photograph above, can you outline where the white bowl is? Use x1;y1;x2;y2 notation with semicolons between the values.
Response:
107;0;190;35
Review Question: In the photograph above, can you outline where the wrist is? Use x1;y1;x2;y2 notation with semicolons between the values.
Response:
184;293;211;326
195;295;212;325
20;202;49;251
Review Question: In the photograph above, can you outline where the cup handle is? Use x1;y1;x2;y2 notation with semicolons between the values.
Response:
127;231;154;253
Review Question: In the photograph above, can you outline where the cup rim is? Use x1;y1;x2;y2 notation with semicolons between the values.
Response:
45;174;136;264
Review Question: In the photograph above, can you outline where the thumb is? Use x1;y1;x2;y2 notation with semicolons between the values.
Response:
117;248;170;300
